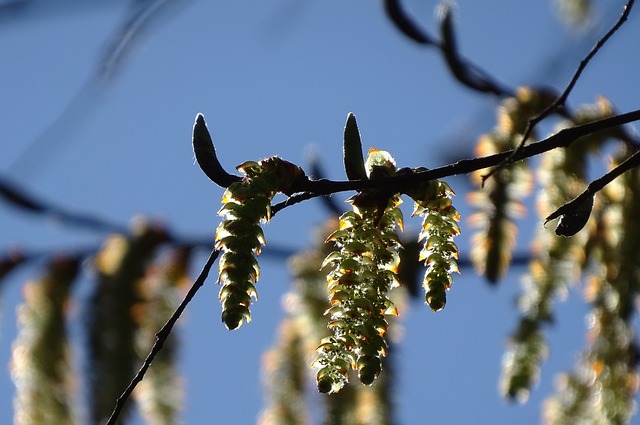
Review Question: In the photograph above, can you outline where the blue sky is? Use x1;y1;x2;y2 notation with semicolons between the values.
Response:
1;1;639;424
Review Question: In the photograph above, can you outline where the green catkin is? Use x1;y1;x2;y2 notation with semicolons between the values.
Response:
216;157;306;330
411;179;460;311
314;149;403;393
315;197;403;393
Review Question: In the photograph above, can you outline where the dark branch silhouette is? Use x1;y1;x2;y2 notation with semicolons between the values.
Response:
105;248;219;425
545;148;640;233
438;4;512;97
519;0;635;145
483;0;636;182
269;109;640;216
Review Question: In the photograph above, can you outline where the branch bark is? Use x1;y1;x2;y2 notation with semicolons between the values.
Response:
272;109;640;217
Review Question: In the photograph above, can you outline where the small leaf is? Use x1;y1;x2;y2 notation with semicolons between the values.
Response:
545;192;594;237
343;113;368;181
192;114;241;187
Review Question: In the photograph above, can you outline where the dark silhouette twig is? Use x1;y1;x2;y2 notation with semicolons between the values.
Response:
5;108;638;268
438;3;512;97
307;153;344;217
105;247;219;425
270;109;640;216
0;174;129;235
384;0;511;97
483;0;636;183
383;0;437;45
545;148;640;228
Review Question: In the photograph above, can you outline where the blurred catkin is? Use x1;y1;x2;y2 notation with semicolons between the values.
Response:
12;256;80;425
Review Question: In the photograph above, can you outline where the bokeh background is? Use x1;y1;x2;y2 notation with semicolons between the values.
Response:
1;0;639;423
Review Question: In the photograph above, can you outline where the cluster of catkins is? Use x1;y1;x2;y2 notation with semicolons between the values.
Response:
200;113;460;392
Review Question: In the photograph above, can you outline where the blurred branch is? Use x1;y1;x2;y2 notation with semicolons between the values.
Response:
0;174;129;234
438;3;512;97
383;0;511;96
383;0;437;45
105;247;219;425
98;0;191;81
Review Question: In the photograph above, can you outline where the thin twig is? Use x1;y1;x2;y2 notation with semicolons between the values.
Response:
384;0;511;97
105;248;219;425
545;148;640;225
270;109;640;216
438;3;512;97
483;0;635;183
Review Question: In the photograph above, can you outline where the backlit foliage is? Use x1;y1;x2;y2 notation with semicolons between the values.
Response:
4;2;640;424
314;182;403;391
407;175;460;311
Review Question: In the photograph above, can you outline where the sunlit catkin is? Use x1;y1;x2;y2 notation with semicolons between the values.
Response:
215;157;306;330
408;176;460;311
314;149;403;393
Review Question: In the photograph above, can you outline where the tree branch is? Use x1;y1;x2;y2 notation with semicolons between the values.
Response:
0;174;129;235
271;109;640;217
484;0;635;182
545;148;640;234
105;248;219;425
438;3;512;97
